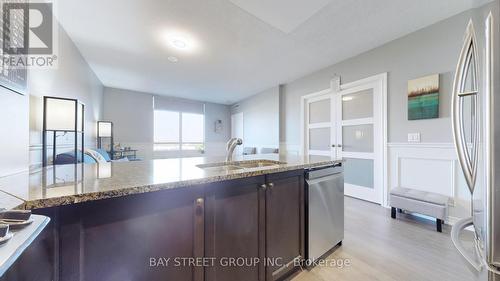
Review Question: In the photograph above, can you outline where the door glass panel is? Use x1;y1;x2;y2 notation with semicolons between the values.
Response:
344;158;374;189
342;89;373;120
309;99;330;124
342;124;373;152
309;127;330;150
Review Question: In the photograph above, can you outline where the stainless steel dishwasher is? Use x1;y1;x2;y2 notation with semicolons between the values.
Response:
305;164;344;262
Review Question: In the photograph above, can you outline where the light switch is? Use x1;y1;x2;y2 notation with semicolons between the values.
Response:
408;133;421;143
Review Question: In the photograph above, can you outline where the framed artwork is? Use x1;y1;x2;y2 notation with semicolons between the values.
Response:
408;74;439;120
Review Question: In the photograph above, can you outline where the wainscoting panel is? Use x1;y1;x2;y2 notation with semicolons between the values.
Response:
388;143;471;225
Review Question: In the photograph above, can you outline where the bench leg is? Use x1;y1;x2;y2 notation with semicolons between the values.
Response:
436;219;443;232
391;207;396;219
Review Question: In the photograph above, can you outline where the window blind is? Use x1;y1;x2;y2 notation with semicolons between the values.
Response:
153;96;204;114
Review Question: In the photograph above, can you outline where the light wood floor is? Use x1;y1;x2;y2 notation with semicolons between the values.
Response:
293;196;475;281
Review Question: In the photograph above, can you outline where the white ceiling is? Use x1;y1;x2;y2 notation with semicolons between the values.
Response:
229;0;333;33
57;0;491;105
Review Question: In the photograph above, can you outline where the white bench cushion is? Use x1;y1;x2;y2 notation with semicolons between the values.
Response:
390;187;450;220
390;187;449;206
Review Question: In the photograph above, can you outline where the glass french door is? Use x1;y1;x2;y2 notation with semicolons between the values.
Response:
304;75;385;204
335;82;383;204
305;93;334;157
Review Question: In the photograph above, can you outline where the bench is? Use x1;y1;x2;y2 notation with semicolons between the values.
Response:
389;187;450;232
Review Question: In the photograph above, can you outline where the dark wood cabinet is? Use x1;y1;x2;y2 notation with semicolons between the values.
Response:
10;170;304;281
204;176;266;281
78;187;205;281
23;186;205;281
204;171;304;281
265;170;304;281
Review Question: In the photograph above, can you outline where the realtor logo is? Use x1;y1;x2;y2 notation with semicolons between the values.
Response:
3;2;53;55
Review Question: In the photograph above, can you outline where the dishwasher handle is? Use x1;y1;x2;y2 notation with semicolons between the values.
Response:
306;166;343;180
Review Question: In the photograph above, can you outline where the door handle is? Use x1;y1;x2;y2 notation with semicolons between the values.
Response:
451;20;479;194
451;217;482;272
193;198;205;281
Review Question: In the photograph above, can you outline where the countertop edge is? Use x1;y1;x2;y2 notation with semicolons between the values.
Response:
0;215;50;276
23;160;340;210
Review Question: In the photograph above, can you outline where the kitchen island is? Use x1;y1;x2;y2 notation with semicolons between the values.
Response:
0;154;341;281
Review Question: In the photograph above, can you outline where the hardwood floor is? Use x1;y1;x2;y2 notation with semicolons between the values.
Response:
293;196;476;281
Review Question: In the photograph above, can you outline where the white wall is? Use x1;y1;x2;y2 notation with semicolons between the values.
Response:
0;90;29;177
388;143;473;224
231;86;280;153
28;25;104;167
0;21;104;172
103;87;231;159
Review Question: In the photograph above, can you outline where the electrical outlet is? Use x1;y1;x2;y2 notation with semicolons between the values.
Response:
408;133;421;143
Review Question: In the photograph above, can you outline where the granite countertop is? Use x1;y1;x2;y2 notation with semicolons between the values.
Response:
0;154;341;210
0;215;50;276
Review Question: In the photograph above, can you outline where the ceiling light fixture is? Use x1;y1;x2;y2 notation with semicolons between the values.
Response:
161;31;199;53
342;96;354;102
171;39;187;49
167;56;179;63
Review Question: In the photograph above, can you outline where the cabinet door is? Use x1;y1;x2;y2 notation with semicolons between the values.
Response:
59;186;205;281
205;176;266;281
265;171;304;281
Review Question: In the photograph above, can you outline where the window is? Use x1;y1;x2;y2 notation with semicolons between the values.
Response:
154;110;204;151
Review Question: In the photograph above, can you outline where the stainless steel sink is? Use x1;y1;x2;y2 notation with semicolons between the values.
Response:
197;160;285;172
198;165;244;173
235;162;280;168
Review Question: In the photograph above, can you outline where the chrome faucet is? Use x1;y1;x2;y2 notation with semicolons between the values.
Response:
226;138;243;162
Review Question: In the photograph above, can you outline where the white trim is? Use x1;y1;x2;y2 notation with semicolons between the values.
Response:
301;88;334;157
340;73;388;90
340;73;387;205
387;143;473;223
307;150;332;156
307;94;331;103
300;73;388;205
381;73;388;207
341;117;374;126
342;152;375;159
344;183;378;203
29;143;75;150
387;142;460;149
301;88;332;100
307;122;331;129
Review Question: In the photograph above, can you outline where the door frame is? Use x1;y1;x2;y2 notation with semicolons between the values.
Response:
300;73;388;206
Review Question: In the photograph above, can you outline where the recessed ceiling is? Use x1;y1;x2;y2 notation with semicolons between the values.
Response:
229;0;333;33
56;0;492;105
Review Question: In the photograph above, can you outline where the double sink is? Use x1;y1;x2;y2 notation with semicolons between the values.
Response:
196;160;285;173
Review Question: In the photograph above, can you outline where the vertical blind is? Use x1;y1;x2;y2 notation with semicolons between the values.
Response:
153;96;205;114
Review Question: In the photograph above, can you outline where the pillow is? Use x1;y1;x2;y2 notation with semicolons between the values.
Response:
85;149;108;164
54;151;97;165
95;148;111;162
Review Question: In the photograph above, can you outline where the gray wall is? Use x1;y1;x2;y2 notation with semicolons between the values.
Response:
231;86;280;151
103;87;231;159
205;103;232;143
103;87;154;143
280;4;493;146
